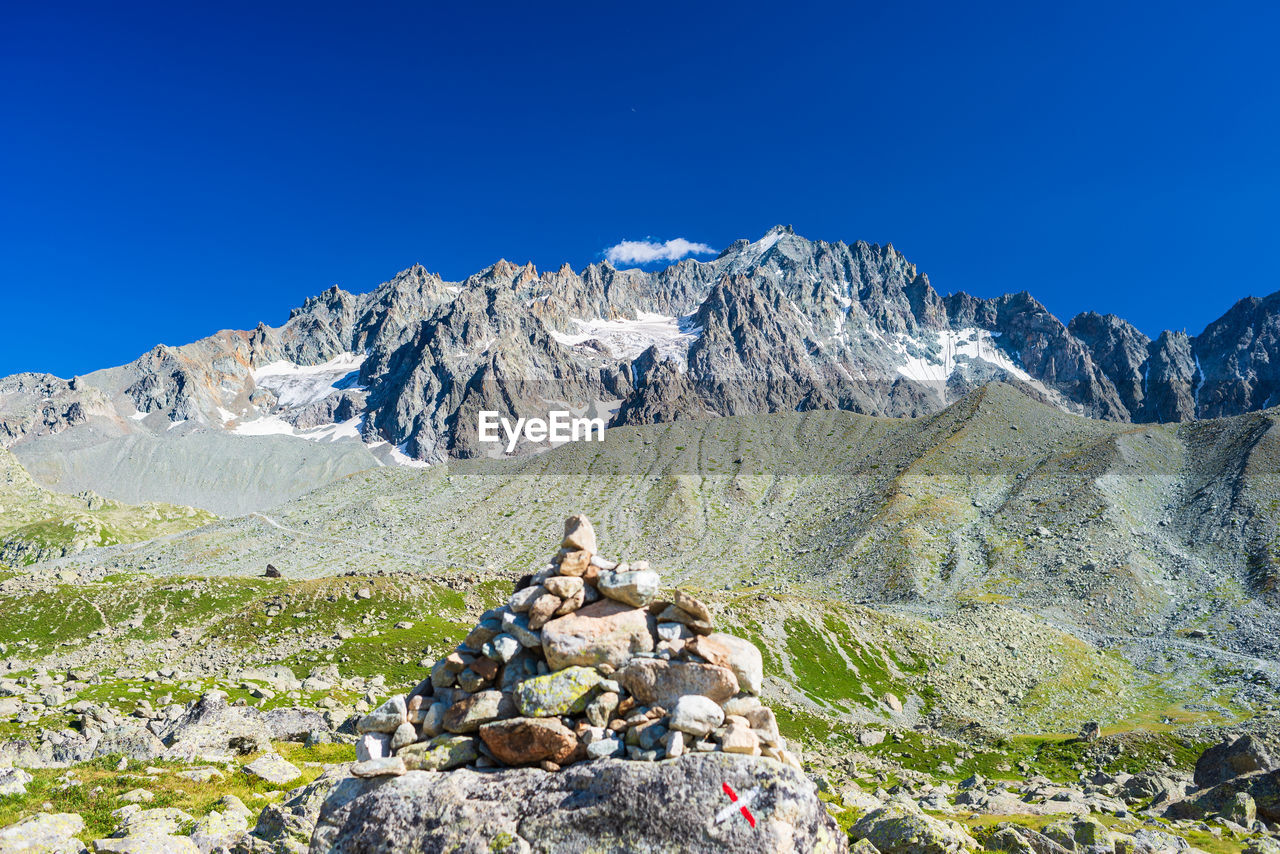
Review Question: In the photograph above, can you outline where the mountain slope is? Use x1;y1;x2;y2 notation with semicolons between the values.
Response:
35;385;1280;663
0;447;214;565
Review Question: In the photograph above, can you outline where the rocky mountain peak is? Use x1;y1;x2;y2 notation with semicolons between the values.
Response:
4;228;1280;470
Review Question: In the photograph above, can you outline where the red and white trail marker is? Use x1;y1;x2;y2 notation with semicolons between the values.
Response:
717;782;758;828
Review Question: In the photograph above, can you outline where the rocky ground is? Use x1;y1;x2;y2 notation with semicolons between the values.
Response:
0;515;1274;851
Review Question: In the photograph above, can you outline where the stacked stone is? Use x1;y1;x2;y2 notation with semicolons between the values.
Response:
351;514;801;776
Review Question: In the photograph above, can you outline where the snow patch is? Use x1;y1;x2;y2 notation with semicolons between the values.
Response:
129;411;148;422
893;328;1043;389
253;353;365;409
232;415;363;443
754;230;781;254
718;230;784;274
550;312;702;367
389;442;431;469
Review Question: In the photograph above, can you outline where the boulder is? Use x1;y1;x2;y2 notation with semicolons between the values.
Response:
851;799;978;854
0;812;86;854
190;808;250;852
479;717;578;766
443;691;506;734
515;666;603;717
92;726;166;762
95;835;200;854
243;754;303;785
311;753;846;853
263;707;330;742
1194;734;1274;788
618;659;739;708
0;768;31;797
159;691;271;760
1118;771;1182;805
1167;768;1280;823
238;765;348;853
597;568;661;607
540;599;654;671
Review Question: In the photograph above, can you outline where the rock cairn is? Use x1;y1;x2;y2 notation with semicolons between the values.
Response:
351;514;801;775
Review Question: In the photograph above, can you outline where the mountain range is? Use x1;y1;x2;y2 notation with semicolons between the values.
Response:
3;225;1278;513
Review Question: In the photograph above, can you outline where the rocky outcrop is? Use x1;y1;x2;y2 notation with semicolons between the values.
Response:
851;798;977;853
1195;291;1280;418
1068;312;1150;418
0;812;86;854
311;753;846;854
1195;734;1275;788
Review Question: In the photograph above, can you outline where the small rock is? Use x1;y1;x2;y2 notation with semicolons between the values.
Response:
443;690;506;734
242;754;302;785
398;734;478;771
479;717;578;766
561;514;597;554
668;695;725;737
598;568;661;607
352;757;407;778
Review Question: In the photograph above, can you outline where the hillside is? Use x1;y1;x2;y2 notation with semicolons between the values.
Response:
0;447;214;566
36;385;1280;663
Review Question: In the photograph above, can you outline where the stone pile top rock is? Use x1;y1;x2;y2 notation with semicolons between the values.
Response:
349;514;799;776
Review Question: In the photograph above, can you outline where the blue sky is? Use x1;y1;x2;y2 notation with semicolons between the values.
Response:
2;1;1277;378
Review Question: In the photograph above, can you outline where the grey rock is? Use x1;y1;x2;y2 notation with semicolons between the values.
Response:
242;754;303;785
597;568;661;607
160;691;271;760
351;757;406;778
311;753;846;853
92;726;166;762
669;694;725;737
851;799;978;854
0;767;32;796
1195;735;1274;788
0;812;86;854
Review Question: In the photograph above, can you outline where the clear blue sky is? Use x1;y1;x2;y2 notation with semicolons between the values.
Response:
2;1;1277;378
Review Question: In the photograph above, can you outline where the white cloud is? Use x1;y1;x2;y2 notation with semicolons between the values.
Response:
604;237;716;266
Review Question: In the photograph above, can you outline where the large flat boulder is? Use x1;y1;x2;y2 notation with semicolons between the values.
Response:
310;753;845;853
618;659;739;708
540;599;653;671
160;691;271;760
0;812;85;854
